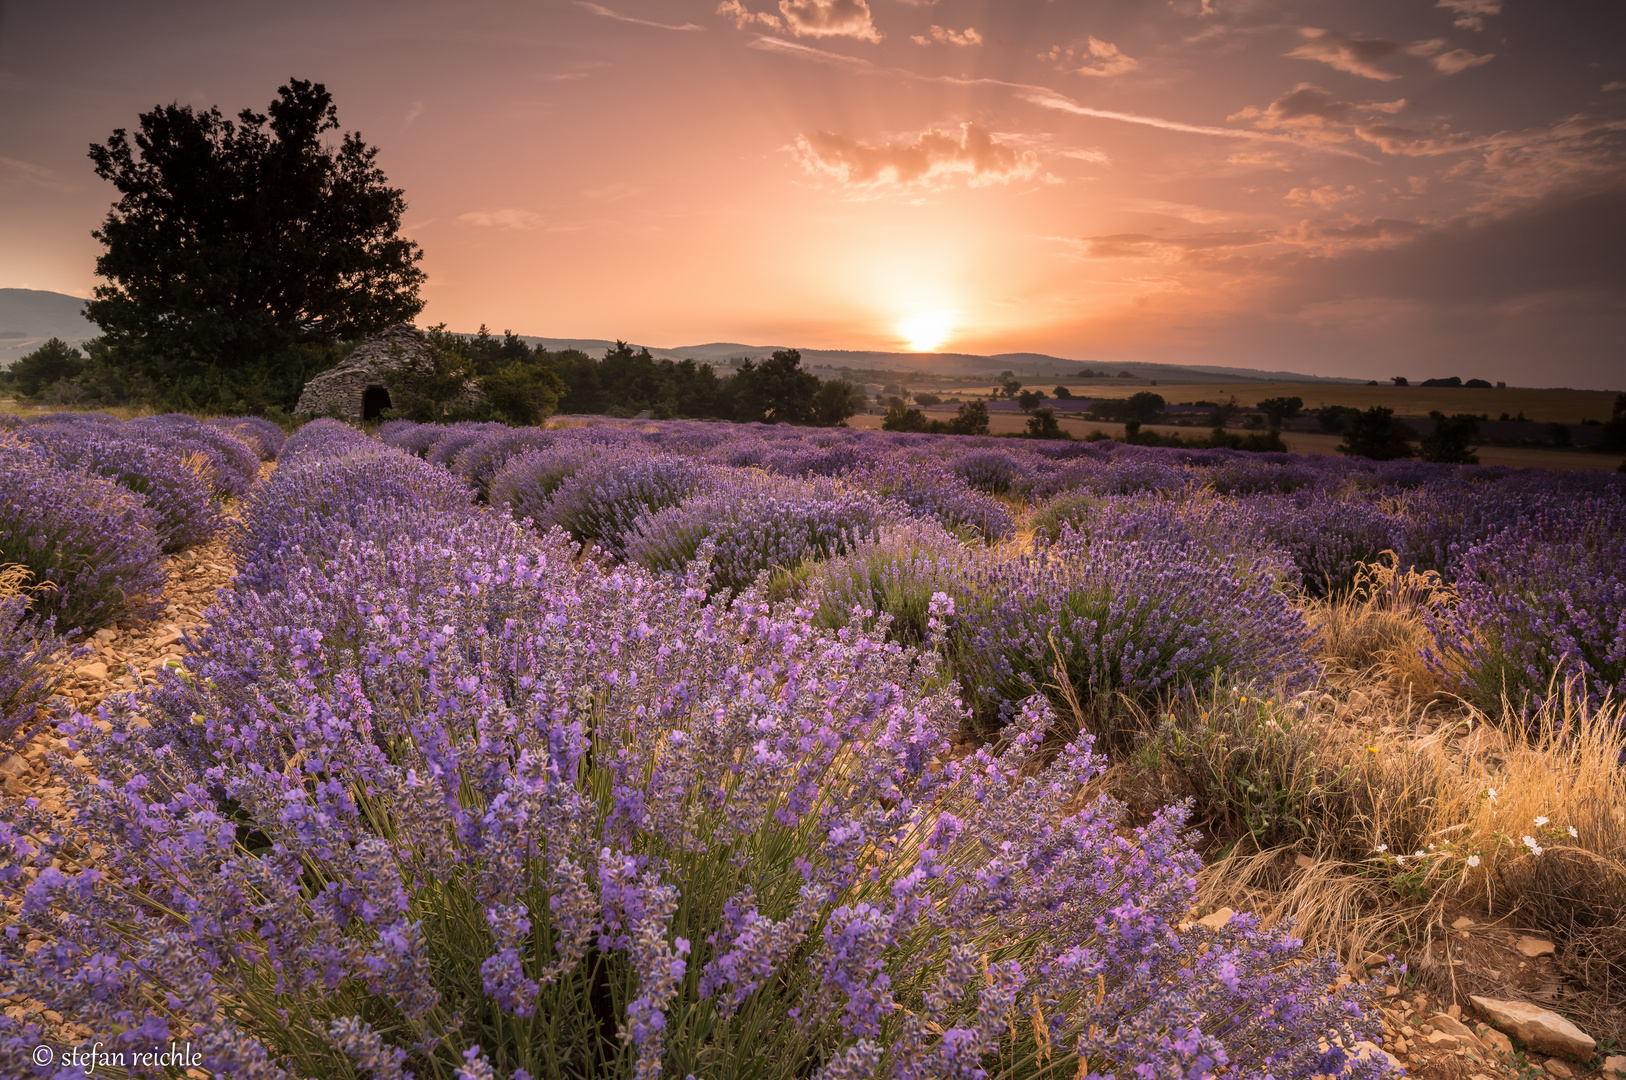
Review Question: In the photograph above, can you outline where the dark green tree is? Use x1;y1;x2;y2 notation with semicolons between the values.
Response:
946;400;991;435
482;360;564;426
731;349;820;423
1391;376;1409;387
997;371;1020;398
811;379;866;426
1596;393;1626;453
1024;407;1064;439
6;338;87;397
1337;406;1417;460
1017;389;1047;413
881;399;989;436
912;392;942;407
1419;411;1480;464
1087;391;1165;423
85;79;425;408
1316;405;1358;434
1053;386;1072;399
1255;396;1303;428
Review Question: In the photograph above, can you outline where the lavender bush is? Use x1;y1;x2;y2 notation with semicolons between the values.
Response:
856;458;1013;543
0;447;166;632
0;489;1388;1078
626;469;893;593
378;418;454;457
543;451;706;558
1427;496;1626;713
952;520;1319;729
281;417;380;461
803;524;983;647
453;426;557;498
209;415;287;461
1211;491;1403;597
232;443;476;588
0;591;71;752
427;423;508;471
489;443;597;527
125;414;262;498
20;423;223;552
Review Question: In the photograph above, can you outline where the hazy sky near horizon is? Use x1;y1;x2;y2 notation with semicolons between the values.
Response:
1;0;1623;386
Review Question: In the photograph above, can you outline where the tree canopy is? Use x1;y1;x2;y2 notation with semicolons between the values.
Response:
1337;406;1417;460
1419;411;1480;464
1255;396;1303;427
86;78;425;408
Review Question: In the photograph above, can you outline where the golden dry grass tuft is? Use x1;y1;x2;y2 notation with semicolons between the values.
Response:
1306;552;1450;693
0;563;35;601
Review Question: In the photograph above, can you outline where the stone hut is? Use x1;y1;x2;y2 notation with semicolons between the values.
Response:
294;324;427;422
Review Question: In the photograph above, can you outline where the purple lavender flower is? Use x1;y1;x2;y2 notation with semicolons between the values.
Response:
21;422;224;552
208;415;288;461
0;448;166;632
626;469;894;593
0;596;71;751
542;451;705;558
1428;495;1626;712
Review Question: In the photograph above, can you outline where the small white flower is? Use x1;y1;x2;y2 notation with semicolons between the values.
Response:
1522;836;1543;856
1374;844;1387;853
1428;843;1436;851
1414;850;1425;858
1567;825;1578;838
1486;788;1498;802
1395;855;1406;865
1466;854;1481;868
1534;816;1549;827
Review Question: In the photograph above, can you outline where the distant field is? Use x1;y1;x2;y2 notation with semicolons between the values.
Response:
846;411;1624;471
940;382;1621;424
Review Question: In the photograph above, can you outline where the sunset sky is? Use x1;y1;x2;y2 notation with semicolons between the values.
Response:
1;0;1622;386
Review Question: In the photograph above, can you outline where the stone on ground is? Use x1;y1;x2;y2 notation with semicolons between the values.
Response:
1470;996;1595;1061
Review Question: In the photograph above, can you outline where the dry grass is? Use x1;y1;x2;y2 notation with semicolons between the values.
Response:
0;563;35;601
0;396;161;421
1307;552;1450;695
1189;637;1626;1024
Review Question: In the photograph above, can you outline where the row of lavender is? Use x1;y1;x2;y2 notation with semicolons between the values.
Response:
1;418;1391;1079
384;418;1626;717
0;411;283;748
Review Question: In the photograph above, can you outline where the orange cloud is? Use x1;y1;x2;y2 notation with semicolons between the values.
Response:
794;122;1042;190
1288;28;1401;81
1435;0;1499;32
1037;38;1140;77
458;209;545;229
778;0;881;42
911;25;981;47
1231;83;1407;139
1075;37;1139;77
717;0;782;30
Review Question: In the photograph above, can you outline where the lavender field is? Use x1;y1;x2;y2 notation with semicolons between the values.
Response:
2;411;1623;1079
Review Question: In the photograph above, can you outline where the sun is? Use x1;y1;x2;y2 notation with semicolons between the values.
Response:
898;310;954;352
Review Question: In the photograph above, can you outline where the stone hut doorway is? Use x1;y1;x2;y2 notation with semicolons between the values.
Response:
361;385;392;420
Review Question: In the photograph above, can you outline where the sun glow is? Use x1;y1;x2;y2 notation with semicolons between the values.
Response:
898;310;955;352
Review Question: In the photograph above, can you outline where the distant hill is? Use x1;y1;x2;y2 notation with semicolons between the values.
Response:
517;337;1364;385
0;289;99;367
0;289;1362;386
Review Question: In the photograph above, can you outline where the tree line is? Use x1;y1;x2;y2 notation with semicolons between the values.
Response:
384;326;866;427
